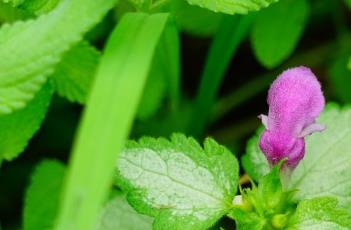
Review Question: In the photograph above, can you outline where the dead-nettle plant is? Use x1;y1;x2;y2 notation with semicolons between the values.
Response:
114;67;351;229
1;0;351;230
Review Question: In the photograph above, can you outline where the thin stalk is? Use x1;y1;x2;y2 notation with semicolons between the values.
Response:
188;14;255;137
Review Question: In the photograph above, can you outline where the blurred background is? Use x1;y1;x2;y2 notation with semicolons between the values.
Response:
1;0;351;228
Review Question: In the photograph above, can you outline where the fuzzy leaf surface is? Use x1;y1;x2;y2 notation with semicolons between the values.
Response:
287;197;351;230
116;134;239;230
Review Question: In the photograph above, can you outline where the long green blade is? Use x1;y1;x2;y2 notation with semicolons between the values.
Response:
54;12;177;230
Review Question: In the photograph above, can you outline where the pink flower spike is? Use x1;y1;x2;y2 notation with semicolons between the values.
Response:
258;66;325;169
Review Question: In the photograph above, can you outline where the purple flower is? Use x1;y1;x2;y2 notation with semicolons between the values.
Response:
259;66;325;169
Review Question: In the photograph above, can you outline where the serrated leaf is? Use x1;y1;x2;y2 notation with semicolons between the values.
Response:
243;104;351;212
0;81;53;162
97;194;153;230
289;104;351;211
185;0;278;15
251;0;309;68
0;0;116;115
52;41;100;104
241;128;270;181
287;197;351;230
116;134;239;230
23;160;65;230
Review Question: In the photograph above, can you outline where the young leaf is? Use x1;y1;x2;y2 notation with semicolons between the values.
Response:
116;134;239;230
23;160;66;230
185;0;279;15
0;0;116;115
289;104;351;211
287;197;351;229
55;13;178;230
52;41;100;104
97;193;153;230
0;81;53;162
251;0;309;68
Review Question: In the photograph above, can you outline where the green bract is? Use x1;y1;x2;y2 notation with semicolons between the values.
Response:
116;134;239;230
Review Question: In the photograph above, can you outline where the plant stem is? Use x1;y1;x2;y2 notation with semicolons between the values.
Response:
188;14;255;138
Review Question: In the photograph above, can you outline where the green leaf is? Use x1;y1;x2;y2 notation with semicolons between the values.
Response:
287;197;351;230
116;134;239;230
0;81;53;162
0;0;116;115
289;104;351;211
55;13;178;230
97;193;153;230
251;0;309;68
185;0;278;15
241;128;269;181
23;160;66;230
52;41;100;104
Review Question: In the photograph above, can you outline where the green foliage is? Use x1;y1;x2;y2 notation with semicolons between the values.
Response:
287;197;351;229
116;133;239;230
23;160;65;230
185;0;279;15
0;81;53;162
52;41;100;104
97;193;153;230
0;0;116;115
251;0;309;68
229;164;294;230
55;12;178;230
